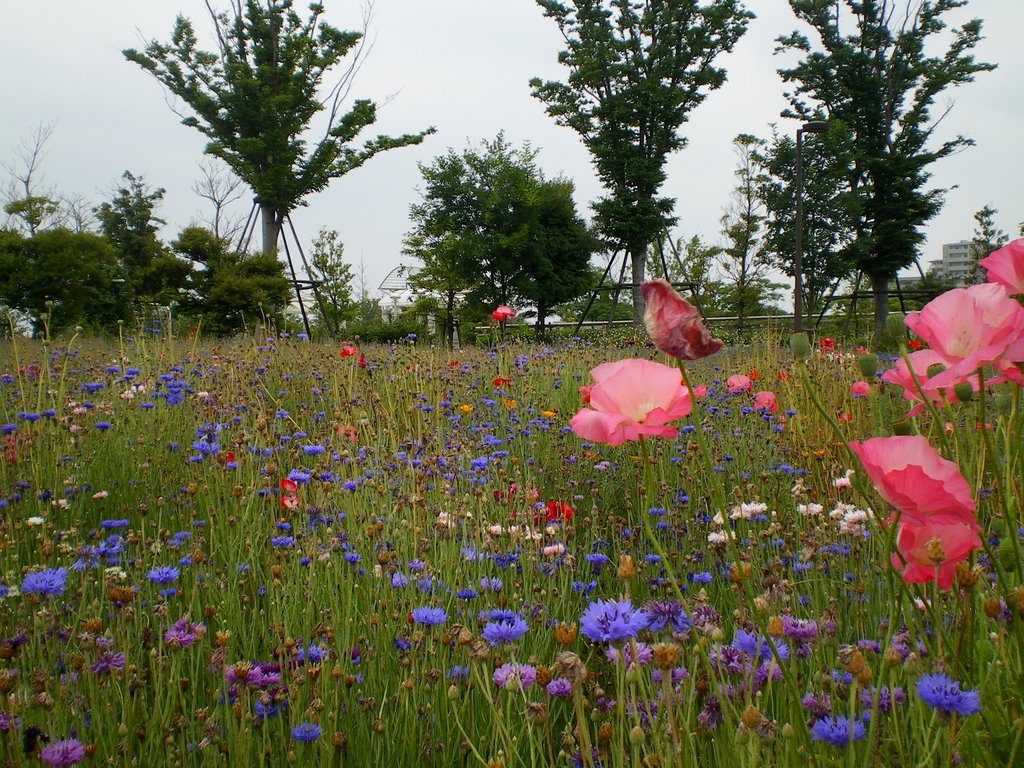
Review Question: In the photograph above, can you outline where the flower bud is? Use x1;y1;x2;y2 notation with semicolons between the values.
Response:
953;381;974;403
789;333;810;360
856;353;878;378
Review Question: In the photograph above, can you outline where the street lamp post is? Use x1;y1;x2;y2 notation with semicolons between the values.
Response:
793;120;829;333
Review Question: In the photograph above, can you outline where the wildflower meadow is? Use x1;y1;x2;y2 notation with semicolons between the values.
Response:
3;244;1024;767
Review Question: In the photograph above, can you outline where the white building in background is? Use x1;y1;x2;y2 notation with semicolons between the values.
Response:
926;240;977;285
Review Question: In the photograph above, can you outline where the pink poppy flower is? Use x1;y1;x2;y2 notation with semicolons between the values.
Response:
850;380;871;397
904;283;1024;388
752;390;777;412
640;279;723;360
892;520;982;590
880;349;976;417
491;305;516;322
847;436;976;527
979;238;1024;295
569;359;692;446
691;383;708;398
726;374;751;393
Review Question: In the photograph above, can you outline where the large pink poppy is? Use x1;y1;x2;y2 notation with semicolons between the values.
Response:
640;279;723;361
569;358;692;446
979;238;1024;295
892;520;982;590
847;436;976;526
904;283;1024;388
880;349;977;417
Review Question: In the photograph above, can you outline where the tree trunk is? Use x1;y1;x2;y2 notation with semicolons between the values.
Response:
445;290;456;349
260;202;280;255
630;247;646;328
870;272;889;345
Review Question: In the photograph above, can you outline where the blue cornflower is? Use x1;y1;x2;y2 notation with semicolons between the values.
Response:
271;536;296;548
916;673;981;716
290;722;321;742
733;628;789;662
21;567;68;597
643;600;691;634
411;607;447;626
481;614;529;646
810;716;865;746
579;598;648;644
147;566;180;585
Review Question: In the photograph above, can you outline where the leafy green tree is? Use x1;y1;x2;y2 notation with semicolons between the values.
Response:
718;135;785;332
308;227;356;334
0;229;121;335
777;0;995;341
95;172;191;306
647;233;729;317
125;1;434;256
530;0;752;326
405;135;597;339
967;205;1008;284
753;125;859;318
173;227;291;335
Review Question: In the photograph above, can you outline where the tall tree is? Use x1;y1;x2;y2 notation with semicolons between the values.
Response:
967;205;1008;284
307;227;356;334
95;172;191;306
718;135;782;332
753;124;860;319
777;0;995;341
124;1;433;255
405;136;597;339
530;0;751;326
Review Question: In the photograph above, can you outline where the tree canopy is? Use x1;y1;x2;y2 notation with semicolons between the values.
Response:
531;0;751;325
124;0;434;255
405;135;598;339
777;0;995;340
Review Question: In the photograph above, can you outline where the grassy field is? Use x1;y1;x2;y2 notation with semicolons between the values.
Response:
0;326;1021;767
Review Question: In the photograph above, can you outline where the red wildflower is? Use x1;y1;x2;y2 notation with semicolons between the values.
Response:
357;354;367;369
493;377;511;387
339;345;359;358
545;500;574;525
279;478;300;511
491;305;516;322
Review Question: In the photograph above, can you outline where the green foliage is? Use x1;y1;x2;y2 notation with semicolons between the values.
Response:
0;228;123;335
124;0;434;253
3;196;61;235
172;226;290;335
753;124;860;315
777;0;995;339
718;135;785;328
531;0;752;322
405;135;598;337
346;315;424;344
95;171;190;306
967;205;1008;284
308;227;356;334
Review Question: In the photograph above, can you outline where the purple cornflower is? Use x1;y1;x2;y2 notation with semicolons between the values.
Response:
290;722;321;742
606;642;653;666
860;685;905;714
39;738;86;766
916;673;981;716
147;566;179;584
481;614;529;646
410;607;447;626
546;678;572;697
164;617;205;648
643;600;691;634
781;616;818;641
579;598;648;644
21;567;68;597
733;628;789;662
492;662;537;691
90;651;126;675
810;716;866;747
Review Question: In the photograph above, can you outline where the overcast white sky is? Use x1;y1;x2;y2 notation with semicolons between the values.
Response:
2;0;1020;299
